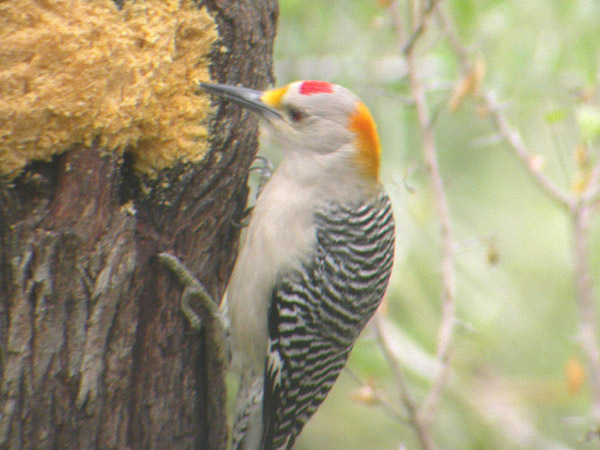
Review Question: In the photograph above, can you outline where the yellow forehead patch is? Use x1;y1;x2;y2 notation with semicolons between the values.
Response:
348;102;381;180
261;86;288;108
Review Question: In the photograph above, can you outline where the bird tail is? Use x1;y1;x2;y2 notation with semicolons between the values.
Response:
231;375;264;450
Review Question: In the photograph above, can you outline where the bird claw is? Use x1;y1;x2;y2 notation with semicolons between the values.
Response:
231;206;254;229
231;155;271;230
250;155;273;199
157;252;220;332
229;156;272;229
158;252;232;368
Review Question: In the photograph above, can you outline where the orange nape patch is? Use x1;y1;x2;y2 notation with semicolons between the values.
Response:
261;86;289;108
348;102;381;180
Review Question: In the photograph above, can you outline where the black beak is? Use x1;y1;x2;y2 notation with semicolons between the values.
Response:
197;82;283;121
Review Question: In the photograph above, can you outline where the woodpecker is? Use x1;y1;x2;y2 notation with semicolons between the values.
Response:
162;80;395;450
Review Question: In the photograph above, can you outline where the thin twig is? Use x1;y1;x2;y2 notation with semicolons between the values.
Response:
571;204;600;421
404;30;456;436
438;2;600;426
435;7;470;67
582;164;600;204
373;316;419;416
374;315;436;450
586;187;600;206
483;91;573;209
406;45;456;427
344;365;408;422
390;0;406;45
402;0;445;55
391;0;457;443
437;6;572;210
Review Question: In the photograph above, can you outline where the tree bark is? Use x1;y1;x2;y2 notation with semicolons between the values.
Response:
0;1;278;449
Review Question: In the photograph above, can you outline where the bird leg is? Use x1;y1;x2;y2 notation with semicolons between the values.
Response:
157;252;231;364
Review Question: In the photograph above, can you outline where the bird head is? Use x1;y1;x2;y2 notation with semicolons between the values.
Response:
198;80;381;182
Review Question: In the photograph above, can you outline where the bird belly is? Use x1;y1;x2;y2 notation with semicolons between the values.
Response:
225;179;318;374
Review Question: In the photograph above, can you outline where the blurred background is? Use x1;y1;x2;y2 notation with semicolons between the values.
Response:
248;0;600;448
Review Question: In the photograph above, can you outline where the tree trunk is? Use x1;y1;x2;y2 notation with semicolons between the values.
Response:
0;1;278;449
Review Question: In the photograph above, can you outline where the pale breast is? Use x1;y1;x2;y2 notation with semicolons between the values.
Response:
224;172;319;373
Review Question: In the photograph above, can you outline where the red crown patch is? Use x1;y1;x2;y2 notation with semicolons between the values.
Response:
299;80;334;96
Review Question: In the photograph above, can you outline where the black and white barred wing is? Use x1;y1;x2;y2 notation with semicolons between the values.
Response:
261;193;395;450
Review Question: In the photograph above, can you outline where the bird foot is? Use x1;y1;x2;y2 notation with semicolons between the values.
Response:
157;252;229;335
158;252;231;366
232;156;273;229
250;155;273;199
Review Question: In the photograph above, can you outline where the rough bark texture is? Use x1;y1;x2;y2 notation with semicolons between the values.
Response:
0;1;278;449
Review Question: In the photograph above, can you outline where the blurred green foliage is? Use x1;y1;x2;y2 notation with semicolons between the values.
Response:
254;0;600;448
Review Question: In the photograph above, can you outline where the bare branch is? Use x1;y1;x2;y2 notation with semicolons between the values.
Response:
402;0;445;55
438;3;600;428
435;6;470;68
404;42;456;435
374;315;436;450
582;164;600;204
437;6;572;210
482;91;573;209
345;365;408;422
390;0;457;441
571;205;600;421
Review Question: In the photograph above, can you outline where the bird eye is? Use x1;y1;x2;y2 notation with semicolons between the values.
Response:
287;107;305;122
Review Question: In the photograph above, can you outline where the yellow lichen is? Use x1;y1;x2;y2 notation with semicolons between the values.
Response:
0;0;218;177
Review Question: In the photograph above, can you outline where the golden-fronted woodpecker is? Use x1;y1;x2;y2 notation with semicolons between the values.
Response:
162;80;395;450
